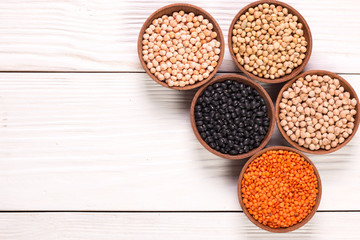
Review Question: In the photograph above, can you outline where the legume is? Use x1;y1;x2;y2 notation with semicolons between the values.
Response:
142;11;221;87
279;74;357;151
241;150;318;228
231;3;307;79
195;80;270;155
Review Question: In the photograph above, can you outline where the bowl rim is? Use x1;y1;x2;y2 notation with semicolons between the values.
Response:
190;74;275;160
228;0;313;83
137;3;225;90
237;145;322;233
275;70;360;154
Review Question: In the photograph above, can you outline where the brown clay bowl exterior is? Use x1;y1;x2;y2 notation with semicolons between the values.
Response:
238;146;322;233
276;70;360;154
190;74;275;160
228;0;312;83
138;3;225;90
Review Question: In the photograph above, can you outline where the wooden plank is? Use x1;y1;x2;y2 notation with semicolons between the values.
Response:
0;73;359;210
0;0;359;72
0;212;359;239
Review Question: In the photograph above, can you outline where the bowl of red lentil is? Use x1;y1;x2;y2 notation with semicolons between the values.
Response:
138;3;225;90
228;0;312;83
238;146;322;232
275;70;360;154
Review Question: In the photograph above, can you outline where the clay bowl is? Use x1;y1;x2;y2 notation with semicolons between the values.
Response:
138;3;225;90
238;146;322;233
228;0;312;83
190;74;275;160
276;70;360;154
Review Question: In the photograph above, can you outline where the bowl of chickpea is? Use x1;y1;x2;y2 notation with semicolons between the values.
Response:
228;0;312;83
138;3;225;90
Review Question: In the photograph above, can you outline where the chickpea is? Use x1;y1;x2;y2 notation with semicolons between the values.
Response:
279;74;357;151
232;3;308;79
143;12;221;87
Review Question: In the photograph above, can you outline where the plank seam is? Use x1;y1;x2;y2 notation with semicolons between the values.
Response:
0;210;359;213
0;71;359;75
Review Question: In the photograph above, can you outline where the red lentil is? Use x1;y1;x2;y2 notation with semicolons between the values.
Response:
241;150;318;228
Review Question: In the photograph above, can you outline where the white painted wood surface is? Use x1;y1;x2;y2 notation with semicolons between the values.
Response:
1;0;360;238
0;73;359;211
1;212;360;239
0;0;359;72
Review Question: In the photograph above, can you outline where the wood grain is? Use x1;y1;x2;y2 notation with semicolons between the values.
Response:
0;212;360;239
0;0;359;72
0;72;359;211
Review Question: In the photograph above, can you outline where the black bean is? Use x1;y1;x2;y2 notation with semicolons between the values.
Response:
194;80;270;155
244;146;249;153
251;100;259;109
228;105;234;112
206;137;214;143
259;126;266;135
241;89;248;97
256;111;265;117
229;150;238;155
254;118;263;125
213;83;221;88
200;132;207;139
245;100;250;110
195;112;202;118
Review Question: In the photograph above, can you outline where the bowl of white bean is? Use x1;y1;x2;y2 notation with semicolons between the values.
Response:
275;70;359;154
228;0;312;83
138;3;225;90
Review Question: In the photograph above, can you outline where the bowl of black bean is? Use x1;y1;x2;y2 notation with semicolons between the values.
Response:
190;74;275;159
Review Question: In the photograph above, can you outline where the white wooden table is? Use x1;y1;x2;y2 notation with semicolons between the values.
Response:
0;0;360;239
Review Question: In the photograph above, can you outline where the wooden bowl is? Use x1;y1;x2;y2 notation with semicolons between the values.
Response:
138;3;225;90
238;146;322;233
275;70;360;154
190;74;275;160
228;0;312;83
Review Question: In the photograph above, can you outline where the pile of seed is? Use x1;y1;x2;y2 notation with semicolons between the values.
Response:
231;3;307;79
241;150;318;228
194;80;270;155
142;11;221;87
279;74;357;151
